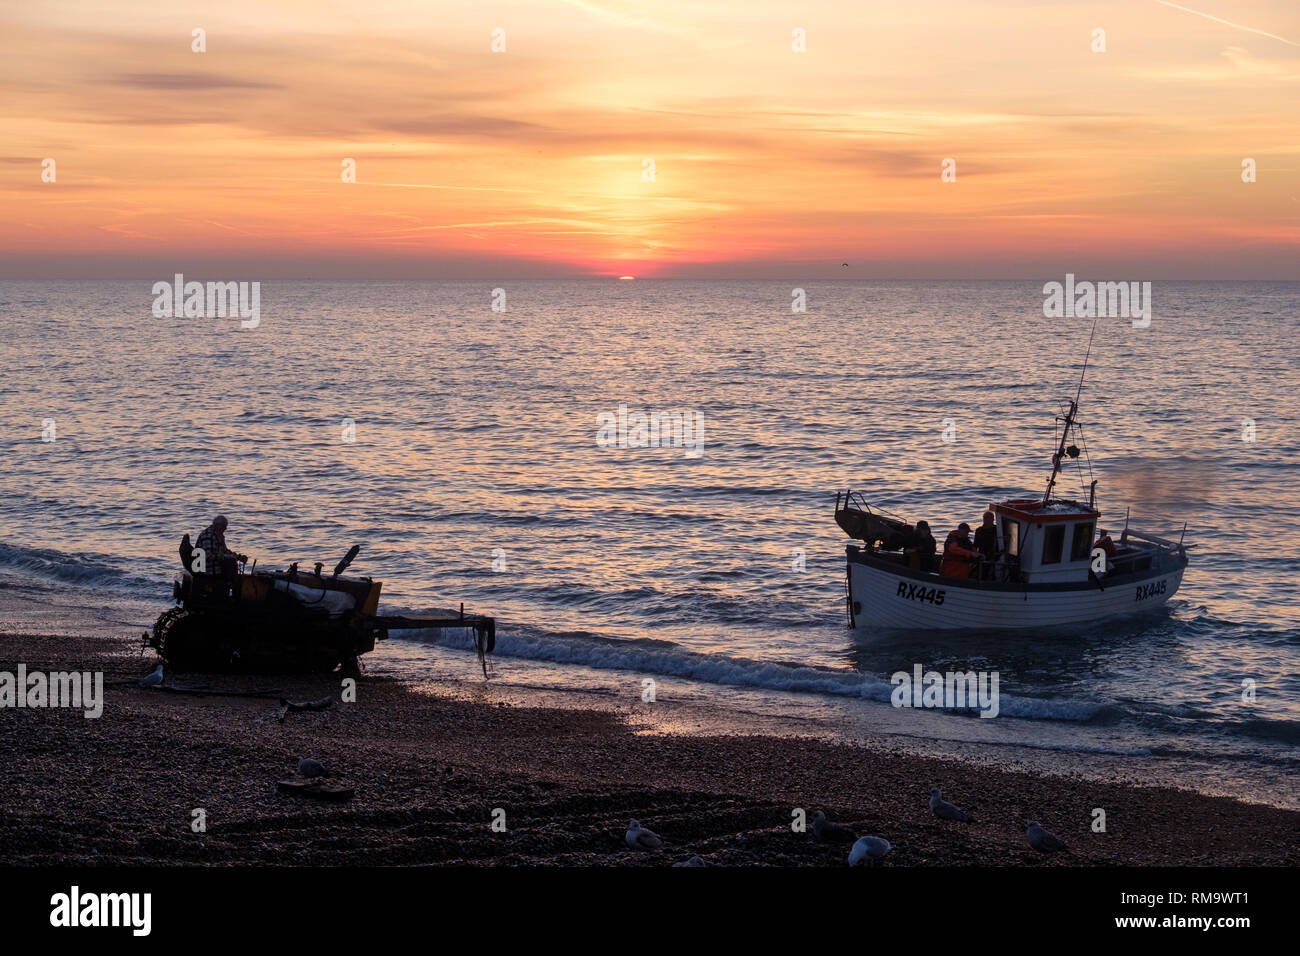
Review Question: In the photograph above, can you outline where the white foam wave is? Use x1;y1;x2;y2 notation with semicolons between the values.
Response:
395;622;1107;722
0;542;161;594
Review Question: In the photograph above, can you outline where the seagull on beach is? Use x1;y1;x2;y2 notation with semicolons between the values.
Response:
1026;821;1068;853
626;820;663;851
673;855;706;867
139;664;164;688
297;758;325;778
811;810;857;844
848;835;892;866
929;788;972;822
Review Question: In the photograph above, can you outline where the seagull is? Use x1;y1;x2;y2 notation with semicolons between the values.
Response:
297;758;325;778
138;664;164;688
811;810;857;844
929;788;972;822
1026;821;1068;853
625;820;662;851
848;836;892;866
673;855;706;867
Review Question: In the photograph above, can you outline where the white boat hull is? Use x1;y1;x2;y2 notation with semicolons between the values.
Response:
846;549;1185;631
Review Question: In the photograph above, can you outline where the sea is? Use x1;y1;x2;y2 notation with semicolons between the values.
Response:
1;279;1297;808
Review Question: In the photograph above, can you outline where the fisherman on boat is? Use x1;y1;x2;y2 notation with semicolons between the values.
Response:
1094;529;1116;558
1092;528;1118;575
973;510;1000;579
939;522;981;578
906;520;937;570
194;515;247;576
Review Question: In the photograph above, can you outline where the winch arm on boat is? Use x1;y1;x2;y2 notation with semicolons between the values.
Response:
834;490;913;549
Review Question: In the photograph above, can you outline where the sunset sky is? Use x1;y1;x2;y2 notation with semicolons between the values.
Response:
1;0;1296;277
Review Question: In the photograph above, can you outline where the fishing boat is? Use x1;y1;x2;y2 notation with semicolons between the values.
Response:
835;337;1189;631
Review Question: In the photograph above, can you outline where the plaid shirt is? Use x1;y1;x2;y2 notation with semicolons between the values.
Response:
195;524;236;566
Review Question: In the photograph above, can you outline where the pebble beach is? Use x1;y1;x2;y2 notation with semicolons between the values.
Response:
3;631;1296;867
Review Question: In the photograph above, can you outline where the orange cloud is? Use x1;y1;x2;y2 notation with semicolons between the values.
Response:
0;0;1295;277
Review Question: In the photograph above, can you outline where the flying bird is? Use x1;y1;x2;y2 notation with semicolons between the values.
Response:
848;835;892;866
626;820;662;851
138;664;164;688
929;788;972;822
1026;821;1068;853
811;810;857;844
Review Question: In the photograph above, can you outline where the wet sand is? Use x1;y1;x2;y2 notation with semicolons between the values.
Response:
1;632;1296;866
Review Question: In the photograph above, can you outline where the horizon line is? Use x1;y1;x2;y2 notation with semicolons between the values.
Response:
2;274;1297;282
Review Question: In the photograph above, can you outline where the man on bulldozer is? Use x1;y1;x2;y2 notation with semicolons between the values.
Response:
192;514;247;576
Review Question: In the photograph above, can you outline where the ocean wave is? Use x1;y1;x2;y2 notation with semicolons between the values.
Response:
391;618;1108;722
1229;716;1300;746
0;541;161;594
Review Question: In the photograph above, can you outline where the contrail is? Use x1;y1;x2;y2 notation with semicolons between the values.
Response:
1154;1;1299;47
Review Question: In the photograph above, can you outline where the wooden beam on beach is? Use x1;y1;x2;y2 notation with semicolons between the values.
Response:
373;613;494;630
374;611;497;678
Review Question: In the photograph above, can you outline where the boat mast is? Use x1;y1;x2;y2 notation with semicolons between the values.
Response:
1043;317;1098;505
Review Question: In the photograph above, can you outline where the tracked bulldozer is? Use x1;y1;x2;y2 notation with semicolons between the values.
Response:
144;541;495;675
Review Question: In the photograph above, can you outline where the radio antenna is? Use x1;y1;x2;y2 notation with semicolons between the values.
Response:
1075;314;1099;406
1045;316;1100;505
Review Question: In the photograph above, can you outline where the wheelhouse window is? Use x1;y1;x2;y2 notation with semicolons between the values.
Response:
1002;519;1021;557
1070;521;1095;561
1041;524;1065;565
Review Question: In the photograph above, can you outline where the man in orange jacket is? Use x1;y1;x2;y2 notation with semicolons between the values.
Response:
940;522;981;578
